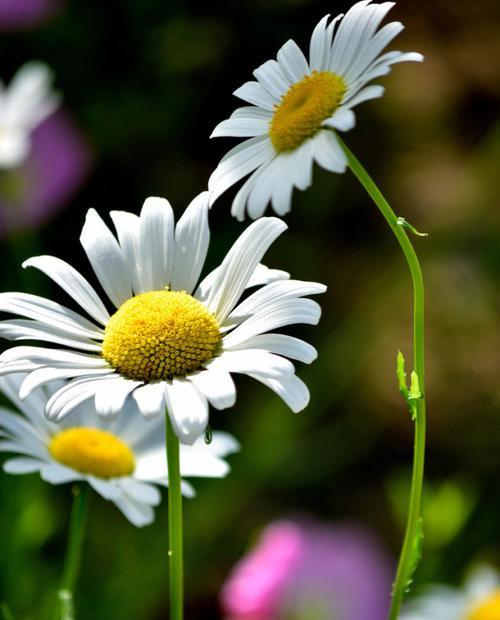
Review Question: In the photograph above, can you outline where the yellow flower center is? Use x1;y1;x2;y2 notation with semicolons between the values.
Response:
49;427;135;478
269;71;346;152
467;591;500;620
102;290;220;381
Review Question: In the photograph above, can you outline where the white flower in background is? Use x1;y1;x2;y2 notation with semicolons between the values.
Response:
209;0;423;220
0;61;60;169
0;192;325;444
401;566;500;620
0;373;239;527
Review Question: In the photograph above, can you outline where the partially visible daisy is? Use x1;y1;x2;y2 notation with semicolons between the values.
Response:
0;62;60;169
401;566;500;620
0;373;239;527
209;0;423;220
0;192;325;444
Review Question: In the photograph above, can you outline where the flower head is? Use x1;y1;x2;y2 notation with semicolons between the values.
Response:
401;566;500;620
209;0;423;220
220;519;392;620
0;373;239;527
0;62;60;169
0;192;325;444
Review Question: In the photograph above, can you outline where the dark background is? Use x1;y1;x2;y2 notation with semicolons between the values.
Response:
1;0;499;618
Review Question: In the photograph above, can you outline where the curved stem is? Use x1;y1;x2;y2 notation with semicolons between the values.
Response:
53;484;90;620
338;137;426;620
166;413;184;620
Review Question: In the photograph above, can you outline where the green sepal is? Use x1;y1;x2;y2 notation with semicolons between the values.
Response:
409;371;422;400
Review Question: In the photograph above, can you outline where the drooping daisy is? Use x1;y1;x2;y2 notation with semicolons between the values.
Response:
0;373;239;527
0;61;60;169
0;192;325;444
209;0;423;220
401;566;500;620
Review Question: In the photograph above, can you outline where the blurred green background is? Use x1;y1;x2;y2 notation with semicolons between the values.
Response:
1;0;499;618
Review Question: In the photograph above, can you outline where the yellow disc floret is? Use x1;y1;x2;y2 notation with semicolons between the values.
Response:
102;290;220;381
269;70;346;152
467;591;500;620
49;427;135;478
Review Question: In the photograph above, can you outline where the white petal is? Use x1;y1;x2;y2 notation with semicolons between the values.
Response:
171;192;210;294
40;462;83;484
230;106;273;121
309;14;342;71
246;156;286;220
342;84;384;108
45;377;106;422
0;320;102;352
178;445;231;478
277;39;309;82
80;209;132;308
211;117;270;138
120;478;161;505
199;431;240;458
3;457;43;474
253;59;290;99
188;369;236;410
222;298;322;348
248;373;310;412
132;382;165;420
311;130;347;174
0;292;103;339
0;346;109;369
208;136;275;206
208;350;294;379
227;279;326;323
233;81;278;110
195;262;289;304
94;377;141;419
113;494;155;527
323;107;356;131
110;211;142;295
19;367;114;400
88;476;122;500
226;334;317;364
22;256;110;326
0;374;53;437
138;197;175;292
164;379;208;445
329;1;373;75
205;217;287;322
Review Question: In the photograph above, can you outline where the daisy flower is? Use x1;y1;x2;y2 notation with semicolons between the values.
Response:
0;373;240;527
208;0;423;220
401;566;500;620
0;192;325;445
0;61;60;169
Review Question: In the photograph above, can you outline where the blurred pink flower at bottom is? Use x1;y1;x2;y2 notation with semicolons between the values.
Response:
221;519;392;620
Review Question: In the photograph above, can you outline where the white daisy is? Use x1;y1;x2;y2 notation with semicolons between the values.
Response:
208;0;423;220
0;192;325;445
401;566;500;620
0;61;60;169
0;373;240;527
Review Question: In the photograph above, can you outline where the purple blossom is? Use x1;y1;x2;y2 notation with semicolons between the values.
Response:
0;0;61;30
0;110;92;236
221;519;393;620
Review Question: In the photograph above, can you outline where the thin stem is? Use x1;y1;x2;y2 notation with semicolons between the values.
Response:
338;136;426;620
166;413;184;620
52;484;90;620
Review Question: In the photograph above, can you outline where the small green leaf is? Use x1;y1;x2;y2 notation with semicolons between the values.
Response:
409;371;422;400
396;217;429;237
397;351;409;398
0;602;15;620
405;518;424;594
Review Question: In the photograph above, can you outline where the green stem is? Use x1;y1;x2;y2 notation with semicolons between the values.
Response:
53;484;90;620
166;413;184;620
338;137;426;620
